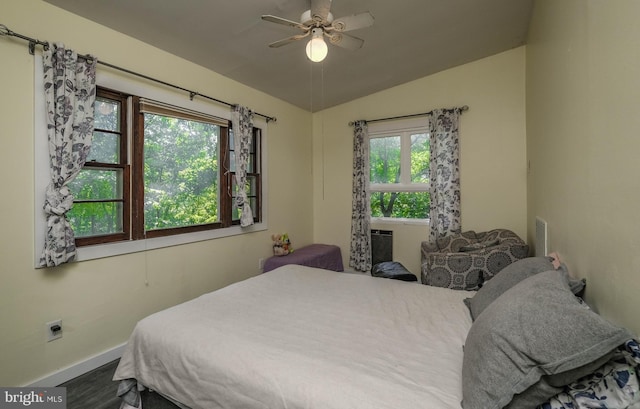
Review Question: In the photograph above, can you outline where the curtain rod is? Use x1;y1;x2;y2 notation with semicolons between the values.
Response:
0;24;277;123
348;105;468;126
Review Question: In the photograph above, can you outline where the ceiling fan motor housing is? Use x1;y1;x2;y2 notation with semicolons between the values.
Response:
301;10;334;26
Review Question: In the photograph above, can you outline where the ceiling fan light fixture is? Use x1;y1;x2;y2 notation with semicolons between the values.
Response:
306;28;328;62
263;3;373;61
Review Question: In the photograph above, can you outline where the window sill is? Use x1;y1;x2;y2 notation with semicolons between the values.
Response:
73;222;267;263
371;217;429;226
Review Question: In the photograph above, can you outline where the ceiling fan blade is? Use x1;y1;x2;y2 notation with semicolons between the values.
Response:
262;15;308;31
328;32;364;50
331;12;374;32
268;33;309;48
311;0;332;23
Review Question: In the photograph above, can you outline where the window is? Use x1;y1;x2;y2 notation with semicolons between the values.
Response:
67;87;262;246
369;119;430;220
67;89;129;246
33;56;268;265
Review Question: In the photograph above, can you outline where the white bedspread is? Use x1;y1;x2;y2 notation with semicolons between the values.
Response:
114;265;473;409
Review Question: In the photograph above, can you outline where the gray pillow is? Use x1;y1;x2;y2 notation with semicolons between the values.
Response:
463;257;555;320
505;349;615;408
461;270;633;409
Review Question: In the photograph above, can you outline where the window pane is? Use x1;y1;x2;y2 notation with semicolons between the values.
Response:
87;131;120;163
143;113;220;230
95;97;120;132
228;130;258;173
232;197;257;221
231;175;258;221
370;136;401;183
248;152;257;173
410;133;430;183
69;168;122;200
232;176;257;197
370;191;430;219
68;202;123;237
229;154;236;173
229;130;236;172
247;175;257;196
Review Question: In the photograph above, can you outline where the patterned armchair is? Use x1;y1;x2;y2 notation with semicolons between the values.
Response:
421;229;528;290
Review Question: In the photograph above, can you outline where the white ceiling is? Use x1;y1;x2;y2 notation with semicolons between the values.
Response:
43;0;533;112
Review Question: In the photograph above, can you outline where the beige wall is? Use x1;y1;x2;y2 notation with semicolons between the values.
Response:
312;47;528;275
527;0;640;336
0;0;313;386
11;0;639;388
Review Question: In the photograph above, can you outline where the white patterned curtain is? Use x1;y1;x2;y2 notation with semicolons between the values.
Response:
40;44;97;267
428;108;462;243
349;120;372;272
231;105;255;227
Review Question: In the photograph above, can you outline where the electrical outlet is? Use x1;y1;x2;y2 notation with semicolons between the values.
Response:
258;258;265;270
46;319;62;342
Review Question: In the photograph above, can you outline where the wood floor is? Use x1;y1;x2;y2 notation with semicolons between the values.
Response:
59;359;181;409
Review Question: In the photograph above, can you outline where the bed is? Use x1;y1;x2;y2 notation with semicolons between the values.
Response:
114;265;474;408
114;261;640;409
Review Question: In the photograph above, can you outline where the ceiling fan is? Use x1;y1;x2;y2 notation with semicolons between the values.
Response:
261;0;375;62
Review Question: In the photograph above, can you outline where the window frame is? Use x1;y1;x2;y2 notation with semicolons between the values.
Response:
368;117;431;223
33;56;268;266
73;88;131;246
131;95;240;239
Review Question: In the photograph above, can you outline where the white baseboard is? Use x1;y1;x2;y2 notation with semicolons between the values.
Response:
26;343;127;387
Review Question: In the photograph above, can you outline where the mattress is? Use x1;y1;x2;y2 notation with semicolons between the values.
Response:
114;265;474;409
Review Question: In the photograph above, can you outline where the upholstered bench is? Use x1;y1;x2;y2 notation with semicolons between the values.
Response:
263;244;344;273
